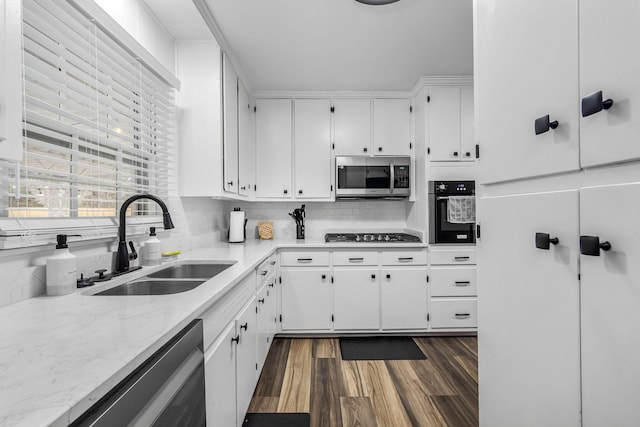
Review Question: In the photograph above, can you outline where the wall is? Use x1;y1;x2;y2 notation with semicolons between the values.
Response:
237;201;409;240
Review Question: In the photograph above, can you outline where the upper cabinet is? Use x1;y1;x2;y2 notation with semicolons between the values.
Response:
427;86;475;162
255;99;293;198
222;54;239;195
294;99;332;199
373;99;412;156
475;0;580;184
333;99;372;156
238;81;255;198
579;0;640;167
0;0;23;161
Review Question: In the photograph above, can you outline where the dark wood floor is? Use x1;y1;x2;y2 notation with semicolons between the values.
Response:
248;336;478;427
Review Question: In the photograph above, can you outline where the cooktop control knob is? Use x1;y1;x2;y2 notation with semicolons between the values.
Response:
438;183;446;190
384;235;391;241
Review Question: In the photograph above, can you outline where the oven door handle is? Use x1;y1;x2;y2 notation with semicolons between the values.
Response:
390;161;395;194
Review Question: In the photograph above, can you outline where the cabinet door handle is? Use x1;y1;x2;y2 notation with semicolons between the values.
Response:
298;189;303;195
348;257;364;262
231;335;240;344
465;152;471;157
270;261;276;265
297;258;313;263
227;181;233;186
454;281;471;286
453;151;459;157
259;298;265;304
580;235;612;256
284;189;288;194
455;313;471;319
322;274;326;279
371;274;376;279
398;257;414;262
378;147;383;152
240;323;248;331
260;270;268;276
268;283;274;288
386;274;391;279
363;147;368;153
581;90;614;117
454;256;470;261
535;232;559;250
534;114;559;135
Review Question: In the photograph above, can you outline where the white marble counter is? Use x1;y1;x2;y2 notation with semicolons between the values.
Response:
0;238;427;427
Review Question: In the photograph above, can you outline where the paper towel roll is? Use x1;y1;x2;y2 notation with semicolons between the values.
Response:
229;209;246;243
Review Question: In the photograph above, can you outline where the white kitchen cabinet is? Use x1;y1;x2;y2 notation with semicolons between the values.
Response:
177;41;223;197
429;266;477;297
256;276;277;372
238;80;254;197
380;268;427;330
222;54;239;195
427;87;474;162
235;297;258;426
475;0;580;184
580;183;640;427
255;99;293;198
333;268;379;330
294;99;332;199
373;99;412;156
579;1;640;168
333;99;372;156
477;190;581;427
0;0;22;161
280;268;332;331
205;322;237;427
429;298;477;329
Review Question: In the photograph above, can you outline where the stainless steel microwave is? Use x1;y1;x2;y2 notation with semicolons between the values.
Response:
335;156;411;199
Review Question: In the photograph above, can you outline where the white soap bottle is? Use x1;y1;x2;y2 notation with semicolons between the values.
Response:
143;227;161;266
46;234;77;296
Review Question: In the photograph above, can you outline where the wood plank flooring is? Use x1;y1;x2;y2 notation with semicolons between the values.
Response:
248;337;478;427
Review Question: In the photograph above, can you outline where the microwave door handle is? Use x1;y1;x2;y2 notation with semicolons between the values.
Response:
390;161;394;194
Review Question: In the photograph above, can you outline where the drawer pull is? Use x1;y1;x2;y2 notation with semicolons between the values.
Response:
297;258;313;263
240;322;248;331
260;270;268;276
270;261;276;265
455;313;471;319
258;298;265;304
454;256;470;261
231;335;239;344
268;283;274;288
398;257;414;262
454;281;471;286
348;257;364;262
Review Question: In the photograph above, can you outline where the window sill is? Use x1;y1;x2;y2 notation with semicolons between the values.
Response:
0;217;164;250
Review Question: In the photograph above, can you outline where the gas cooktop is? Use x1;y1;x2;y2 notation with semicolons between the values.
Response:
324;233;421;243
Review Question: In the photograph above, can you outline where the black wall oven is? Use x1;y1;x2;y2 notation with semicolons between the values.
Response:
429;180;476;244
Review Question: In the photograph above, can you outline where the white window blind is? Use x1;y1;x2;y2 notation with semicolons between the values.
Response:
0;0;176;219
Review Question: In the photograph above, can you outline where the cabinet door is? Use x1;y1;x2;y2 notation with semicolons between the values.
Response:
475;0;579;184
580;183;640;427
236;298;257;425
294;99;331;198
477;191;580;427
333;268;379;330
460;86;475;161
428;87;461;162
380;268;427;329
0;0;22;161
222;55;239;194
255;99;292;198
205;322;236;427
238;80;254;197
280;268;331;330
333;99;371;156
256;285;269;371
579;1;640;167
373;99;411;156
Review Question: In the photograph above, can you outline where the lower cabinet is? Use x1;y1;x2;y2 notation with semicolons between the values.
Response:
204;322;236;427
280;268;332;330
256;276;277;372
380;268;428;330
333;268;380;330
235;298;258;425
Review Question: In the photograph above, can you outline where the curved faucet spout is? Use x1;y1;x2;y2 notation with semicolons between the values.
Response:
115;194;175;273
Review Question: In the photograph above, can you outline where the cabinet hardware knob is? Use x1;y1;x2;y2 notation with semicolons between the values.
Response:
283;189;288;194
454;281;471;286
580;235;612;256
371;274;376;279
454;256;470;261
455;313;471;319
363;147;368;152
386;274;391;279
581;90;614;117
260;270;268;276
241;186;246;190
322;274;326;279
465;152;471;157
270;261;276;265
453;151;459;157
298;190;303;195
535;232;559;250
268;283;274;288
240;322;248;331
227;181;233;186
534;114;559;135
231;335;239;344
259;298;265;304
378;147;382;152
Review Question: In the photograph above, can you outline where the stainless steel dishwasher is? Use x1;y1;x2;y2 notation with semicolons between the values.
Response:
71;319;206;427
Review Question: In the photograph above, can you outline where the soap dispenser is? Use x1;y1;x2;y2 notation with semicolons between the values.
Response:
143;227;162;266
46;234;77;296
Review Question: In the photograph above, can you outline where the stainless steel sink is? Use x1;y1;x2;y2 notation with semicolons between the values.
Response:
95;279;206;296
146;262;236;279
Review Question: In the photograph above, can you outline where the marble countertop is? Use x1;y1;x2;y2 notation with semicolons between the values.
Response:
0;238;428;427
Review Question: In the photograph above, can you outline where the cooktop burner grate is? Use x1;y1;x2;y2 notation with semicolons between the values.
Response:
324;233;421;243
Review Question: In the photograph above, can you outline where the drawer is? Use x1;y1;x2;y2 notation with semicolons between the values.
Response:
430;248;476;265
430;266;477;297
380;250;427;266
256;254;277;287
430;298;477;329
333;251;378;266
199;274;254;350
280;251;330;267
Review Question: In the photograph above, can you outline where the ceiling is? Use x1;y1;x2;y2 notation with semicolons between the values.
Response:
145;0;473;92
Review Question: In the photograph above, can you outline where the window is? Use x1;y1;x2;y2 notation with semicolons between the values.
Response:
0;0;175;220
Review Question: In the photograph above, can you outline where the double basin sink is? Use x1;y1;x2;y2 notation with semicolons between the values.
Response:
94;261;236;296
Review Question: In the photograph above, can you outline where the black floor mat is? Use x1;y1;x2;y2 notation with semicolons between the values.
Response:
339;336;426;360
243;413;310;427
